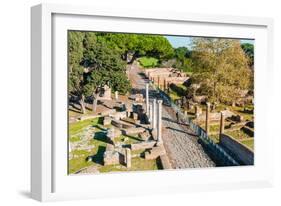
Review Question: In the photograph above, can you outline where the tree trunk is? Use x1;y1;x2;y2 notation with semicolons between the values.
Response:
80;94;86;114
92;92;98;112
129;52;138;64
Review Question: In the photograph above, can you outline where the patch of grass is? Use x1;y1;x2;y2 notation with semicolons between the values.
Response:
98;157;158;173
138;57;159;68
69;136;81;142
225;129;252;140
69;117;100;135
208;134;220;143
240;138;254;150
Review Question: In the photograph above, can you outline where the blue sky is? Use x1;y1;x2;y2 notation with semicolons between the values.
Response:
165;35;254;49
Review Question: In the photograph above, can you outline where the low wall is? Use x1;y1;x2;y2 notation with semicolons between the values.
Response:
130;141;156;151
220;134;254;165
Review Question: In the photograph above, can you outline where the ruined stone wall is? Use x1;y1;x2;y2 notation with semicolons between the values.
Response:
220;134;254;165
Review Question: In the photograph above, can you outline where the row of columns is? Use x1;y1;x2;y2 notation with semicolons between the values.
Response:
145;83;162;143
150;76;170;91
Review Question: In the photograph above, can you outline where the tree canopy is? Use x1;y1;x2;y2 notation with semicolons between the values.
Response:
241;43;254;66
191;38;252;105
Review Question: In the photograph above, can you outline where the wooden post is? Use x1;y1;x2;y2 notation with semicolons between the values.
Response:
205;102;210;135
219;112;225;142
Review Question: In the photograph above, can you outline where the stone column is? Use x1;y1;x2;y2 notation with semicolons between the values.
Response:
195;105;199;118
145;83;149;117
205;102;210;135
149;102;153;123
157;100;163;143
125;148;131;168
115;91;118;100
219;112;225;142
152;99;157;130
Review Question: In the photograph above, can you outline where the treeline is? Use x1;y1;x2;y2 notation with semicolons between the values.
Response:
68;31;175;113
69;30;254;112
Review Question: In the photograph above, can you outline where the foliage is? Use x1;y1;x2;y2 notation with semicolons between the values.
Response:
68;31;132;111
138;57;159;68
68;32;85;98
96;33;174;63
241;43;254;66
173;47;193;72
191;38;253;105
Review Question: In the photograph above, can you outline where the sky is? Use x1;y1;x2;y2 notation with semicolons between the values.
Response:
164;35;254;49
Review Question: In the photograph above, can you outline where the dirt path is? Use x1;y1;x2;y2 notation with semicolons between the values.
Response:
128;62;215;168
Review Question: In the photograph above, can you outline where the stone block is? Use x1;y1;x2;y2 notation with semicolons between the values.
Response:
144;145;166;160
103;116;112;126
122;127;146;135
131;141;156;151
138;130;151;141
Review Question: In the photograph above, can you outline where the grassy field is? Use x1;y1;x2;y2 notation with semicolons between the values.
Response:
69;117;159;174
138;57;159;68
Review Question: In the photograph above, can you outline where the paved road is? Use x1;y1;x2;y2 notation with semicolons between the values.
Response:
129;62;215;168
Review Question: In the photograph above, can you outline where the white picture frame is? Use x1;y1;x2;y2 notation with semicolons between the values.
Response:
31;3;274;202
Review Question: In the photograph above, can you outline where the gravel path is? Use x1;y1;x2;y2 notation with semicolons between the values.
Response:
129;62;215;168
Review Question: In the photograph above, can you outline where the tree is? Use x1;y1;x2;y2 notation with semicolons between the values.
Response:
95;33;174;63
83;40;131;111
174;47;193;72
191;38;252;105
241;43;254;66
68;31;87;113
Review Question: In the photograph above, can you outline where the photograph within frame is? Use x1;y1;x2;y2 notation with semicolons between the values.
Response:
67;31;254;175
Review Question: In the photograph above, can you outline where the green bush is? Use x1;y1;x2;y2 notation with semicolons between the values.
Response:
138;57;159;68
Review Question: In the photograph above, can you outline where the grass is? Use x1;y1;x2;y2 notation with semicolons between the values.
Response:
98;157;158;173
69;116;159;174
240;138;254;150
138;57;159;68
225;129;252;140
69;136;81;142
69;117;100;135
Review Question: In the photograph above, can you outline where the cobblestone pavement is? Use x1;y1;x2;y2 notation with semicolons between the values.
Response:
129;62;215;168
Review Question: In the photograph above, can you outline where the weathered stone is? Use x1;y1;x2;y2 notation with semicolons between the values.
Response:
122;127;146;135
125;148;131;168
98;84;112;100
106;128;121;141
110;111;127;120
157;100;163;143
100;109;116;116
159;154;172;169
103;150;120;166
103;116;112;126
111;119;134;129
133;112;138;120
138;130;151;141
131;141;156;151
145;145;166;160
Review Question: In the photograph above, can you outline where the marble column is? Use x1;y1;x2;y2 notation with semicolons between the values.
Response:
152;99;157;130
145;83;149;116
115;91;118;100
149;102;153;123
219;112;225;142
125;148;131;168
205;102;210;135
157;100;163;143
